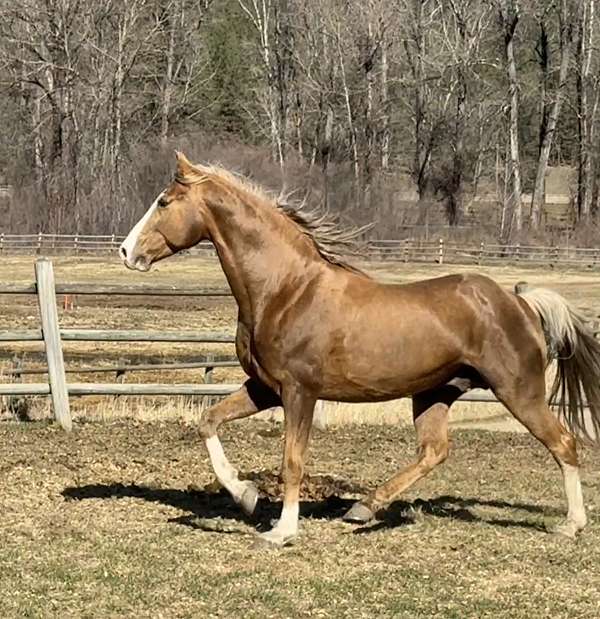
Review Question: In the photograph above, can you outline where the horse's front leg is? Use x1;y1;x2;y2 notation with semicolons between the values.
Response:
200;378;280;515
256;385;316;547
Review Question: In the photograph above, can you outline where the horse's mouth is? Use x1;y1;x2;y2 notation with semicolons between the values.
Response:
122;257;151;272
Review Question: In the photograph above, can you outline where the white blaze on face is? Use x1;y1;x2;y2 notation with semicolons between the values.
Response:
119;192;163;269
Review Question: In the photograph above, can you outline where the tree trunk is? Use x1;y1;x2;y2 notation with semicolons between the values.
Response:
500;1;522;238
577;0;595;222
336;24;360;188
160;3;177;145
381;35;390;170
530;1;572;229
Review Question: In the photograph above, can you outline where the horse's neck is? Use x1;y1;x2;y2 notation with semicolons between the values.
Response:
207;202;325;327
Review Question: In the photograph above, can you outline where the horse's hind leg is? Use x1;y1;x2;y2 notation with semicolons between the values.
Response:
199;378;280;515
495;383;587;537
344;383;463;523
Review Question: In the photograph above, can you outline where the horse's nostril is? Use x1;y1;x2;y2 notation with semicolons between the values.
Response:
119;245;127;259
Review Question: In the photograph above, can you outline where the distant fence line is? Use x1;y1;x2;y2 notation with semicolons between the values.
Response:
2;233;600;267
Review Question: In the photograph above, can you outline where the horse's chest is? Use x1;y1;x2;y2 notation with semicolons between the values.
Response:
235;324;280;389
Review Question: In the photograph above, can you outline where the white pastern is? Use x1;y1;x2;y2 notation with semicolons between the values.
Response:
205;435;248;500
272;501;299;536
258;500;300;545
120;192;162;265
561;462;587;528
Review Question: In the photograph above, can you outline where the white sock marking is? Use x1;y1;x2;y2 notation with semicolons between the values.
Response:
205;435;247;499
272;500;299;537
561;462;587;527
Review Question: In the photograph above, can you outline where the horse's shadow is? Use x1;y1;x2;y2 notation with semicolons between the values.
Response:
354;494;556;534
61;483;557;534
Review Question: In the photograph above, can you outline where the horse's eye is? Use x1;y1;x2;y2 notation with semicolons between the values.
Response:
157;197;168;209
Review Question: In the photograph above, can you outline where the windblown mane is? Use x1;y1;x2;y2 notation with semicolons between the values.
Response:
176;162;369;274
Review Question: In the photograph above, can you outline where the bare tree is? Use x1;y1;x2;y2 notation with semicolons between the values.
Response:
157;1;214;144
529;0;575;229
238;0;285;166
434;0;491;224
496;0;523;238
576;0;597;221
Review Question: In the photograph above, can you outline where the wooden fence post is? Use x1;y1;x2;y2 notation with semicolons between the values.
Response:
438;238;444;264
73;236;79;254
35;259;72;431
478;241;484;265
204;353;215;384
203;354;215;408
37;232;42;254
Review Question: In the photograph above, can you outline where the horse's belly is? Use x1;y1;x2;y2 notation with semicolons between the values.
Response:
319;361;460;401
318;322;464;401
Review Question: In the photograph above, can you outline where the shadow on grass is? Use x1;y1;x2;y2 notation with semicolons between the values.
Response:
62;483;558;535
353;495;558;534
61;482;355;531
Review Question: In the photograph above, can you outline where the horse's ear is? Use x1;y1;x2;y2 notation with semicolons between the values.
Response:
174;150;194;177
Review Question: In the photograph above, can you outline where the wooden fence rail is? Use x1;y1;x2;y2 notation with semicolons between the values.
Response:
0;329;236;342
0;260;238;430
8;359;239;377
1;259;597;431
0;283;232;296
0;383;240;397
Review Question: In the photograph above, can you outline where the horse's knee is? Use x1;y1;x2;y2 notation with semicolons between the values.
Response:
199;411;218;440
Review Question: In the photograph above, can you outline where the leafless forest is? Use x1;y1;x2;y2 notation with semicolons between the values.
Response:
0;0;599;242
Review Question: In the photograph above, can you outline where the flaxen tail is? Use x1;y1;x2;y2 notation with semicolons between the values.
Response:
517;285;600;443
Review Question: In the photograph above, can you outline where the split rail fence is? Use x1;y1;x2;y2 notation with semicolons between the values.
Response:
1;259;597;431
2;233;600;268
0;259;239;431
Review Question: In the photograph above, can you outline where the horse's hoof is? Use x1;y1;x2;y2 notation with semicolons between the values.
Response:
549;520;581;539
343;501;375;524
238;483;259;516
252;531;297;550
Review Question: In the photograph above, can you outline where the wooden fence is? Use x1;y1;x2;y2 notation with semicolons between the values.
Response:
1;259;597;431
2;233;600;268
368;239;600;267
0;233;215;255
0;259;239;431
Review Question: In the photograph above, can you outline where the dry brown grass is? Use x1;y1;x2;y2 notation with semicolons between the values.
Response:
1;256;600;617
0;420;598;618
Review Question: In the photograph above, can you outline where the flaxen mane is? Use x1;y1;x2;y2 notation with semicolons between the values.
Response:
176;162;368;273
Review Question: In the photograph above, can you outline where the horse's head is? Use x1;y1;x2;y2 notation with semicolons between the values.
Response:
120;151;209;271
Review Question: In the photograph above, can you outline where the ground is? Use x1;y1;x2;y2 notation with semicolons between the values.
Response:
1;255;600;617
1;419;599;618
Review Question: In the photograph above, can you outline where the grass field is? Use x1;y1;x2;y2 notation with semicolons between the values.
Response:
0;420;599;618
1;255;600;617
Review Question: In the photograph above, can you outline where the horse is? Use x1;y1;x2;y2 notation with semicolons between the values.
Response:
120;151;600;547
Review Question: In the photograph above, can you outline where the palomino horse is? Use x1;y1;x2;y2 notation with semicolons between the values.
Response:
120;152;600;547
